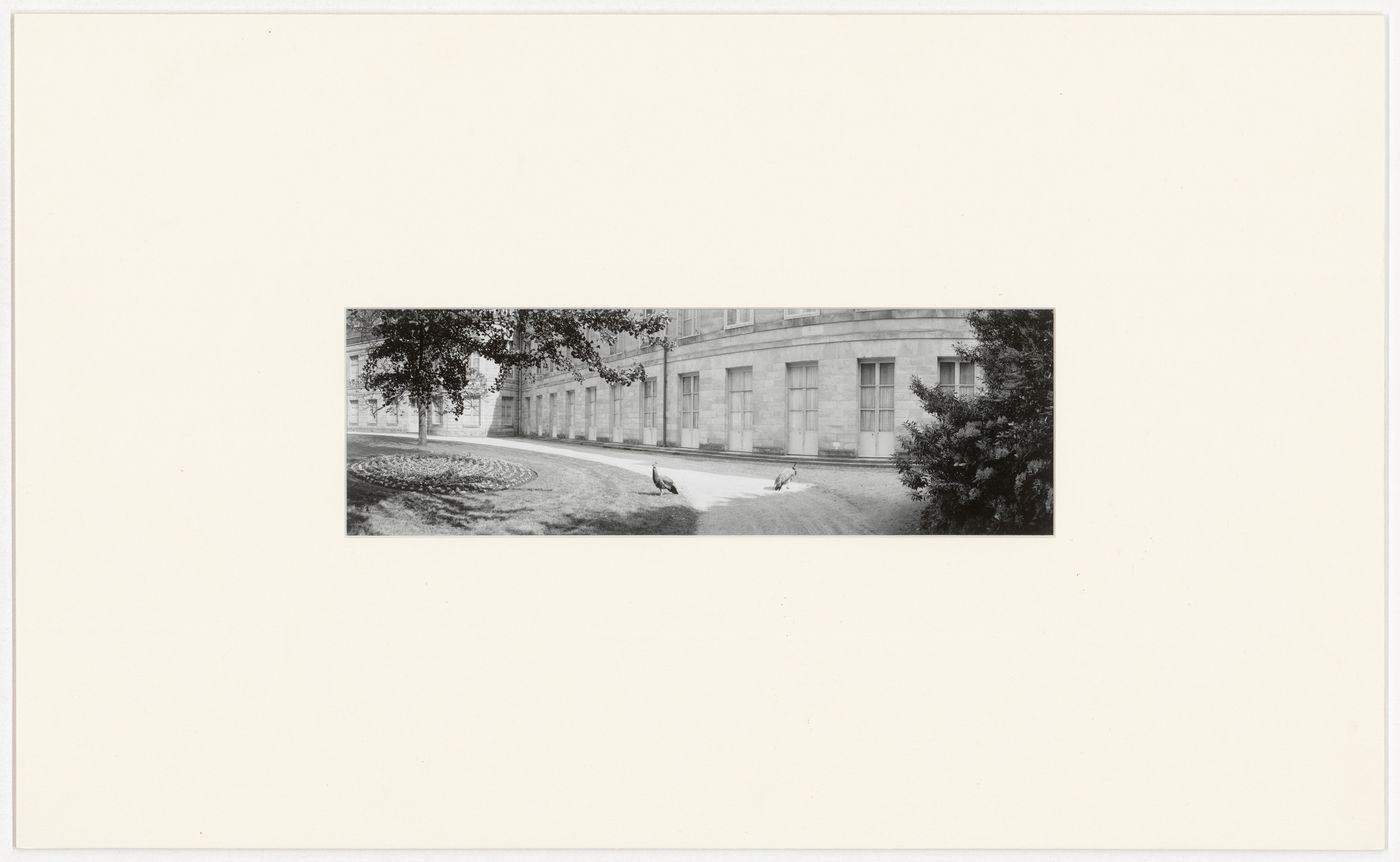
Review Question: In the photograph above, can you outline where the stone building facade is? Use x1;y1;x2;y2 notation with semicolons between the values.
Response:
345;340;519;439
518;308;977;459
347;308;977;458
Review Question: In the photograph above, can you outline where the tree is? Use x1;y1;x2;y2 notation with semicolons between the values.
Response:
347;308;671;444
892;309;1054;534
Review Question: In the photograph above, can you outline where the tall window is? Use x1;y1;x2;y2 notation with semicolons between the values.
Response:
535;395;543;430
643;378;657;429
564;390;575;432
787;364;819;433
724;308;753;328
463;396;481;427
500;395;515;428
678;309;699;337
549;393;557;430
680;374;699;429
432;397;445;427
860;361;896;432
938;359;977;397
347;354;362;385
727;368;753;431
611;385;624;428
784;308;818;319
349;398;360;425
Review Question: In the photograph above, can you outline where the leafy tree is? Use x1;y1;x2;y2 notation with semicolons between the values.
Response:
893;309;1054;534
347;309;671;444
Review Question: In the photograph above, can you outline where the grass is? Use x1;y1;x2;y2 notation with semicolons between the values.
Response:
348;436;699;535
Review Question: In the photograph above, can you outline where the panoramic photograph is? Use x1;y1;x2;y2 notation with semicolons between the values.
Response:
346;307;1054;535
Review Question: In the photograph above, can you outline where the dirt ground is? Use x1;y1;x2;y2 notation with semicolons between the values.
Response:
347;434;923;535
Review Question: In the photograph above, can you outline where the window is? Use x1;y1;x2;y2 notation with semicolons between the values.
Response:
787;363;819;432
347;354;362;385
611;384;624;428
463;396;481;427
860;361;896;432
387;399;399;425
724;308;753;328
784;308;818;319
499;396;515;427
680;374;699;429
349;399;360;425
643;378;657;429
367;398;379;426
565;390;575;432
727;367;753;430
549;393;557;431
468;354;480;373
678;309;699;338
640;310;659;352
432;397;445;426
938;359;977;397
535;395;543;430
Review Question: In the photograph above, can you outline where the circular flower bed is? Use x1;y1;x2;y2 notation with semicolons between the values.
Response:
349;454;536;494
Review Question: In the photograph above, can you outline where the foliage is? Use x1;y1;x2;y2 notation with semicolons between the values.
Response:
892;309;1054;534
346;308;671;443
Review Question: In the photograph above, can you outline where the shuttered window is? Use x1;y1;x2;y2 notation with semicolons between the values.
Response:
678;309;699;337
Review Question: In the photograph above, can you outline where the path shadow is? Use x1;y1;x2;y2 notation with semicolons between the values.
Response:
543;505;699;535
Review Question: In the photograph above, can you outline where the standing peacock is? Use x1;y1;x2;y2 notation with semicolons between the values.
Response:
651;462;679;495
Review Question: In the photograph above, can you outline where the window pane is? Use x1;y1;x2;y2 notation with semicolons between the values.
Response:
879;410;894;432
879;387;894;409
860;410;876;431
960;362;975;385
939;361;955;385
860;388;877;409
805;410;818;430
788;366;801;387
806;389;818;409
860;363;875;386
880;362;894;384
788;389;803;411
805;366;818;387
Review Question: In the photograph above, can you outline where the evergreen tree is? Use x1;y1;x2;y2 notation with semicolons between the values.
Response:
893;309;1054;534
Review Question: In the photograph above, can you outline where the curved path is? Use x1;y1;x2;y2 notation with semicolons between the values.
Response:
348;432;920;535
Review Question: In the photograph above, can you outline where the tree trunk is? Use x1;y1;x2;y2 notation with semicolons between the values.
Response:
417;399;428;445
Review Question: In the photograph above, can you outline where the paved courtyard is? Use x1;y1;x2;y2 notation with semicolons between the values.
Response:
347;433;923;535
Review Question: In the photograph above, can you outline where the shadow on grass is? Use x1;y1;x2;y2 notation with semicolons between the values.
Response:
348;476;398;534
543;504;698;535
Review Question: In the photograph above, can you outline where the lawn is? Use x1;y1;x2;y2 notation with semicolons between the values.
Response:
347;435;698;535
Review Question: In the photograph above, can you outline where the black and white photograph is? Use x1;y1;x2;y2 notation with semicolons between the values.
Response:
346;307;1054;535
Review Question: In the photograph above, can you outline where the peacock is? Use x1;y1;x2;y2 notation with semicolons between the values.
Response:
651;462;679;495
773;463;798;491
